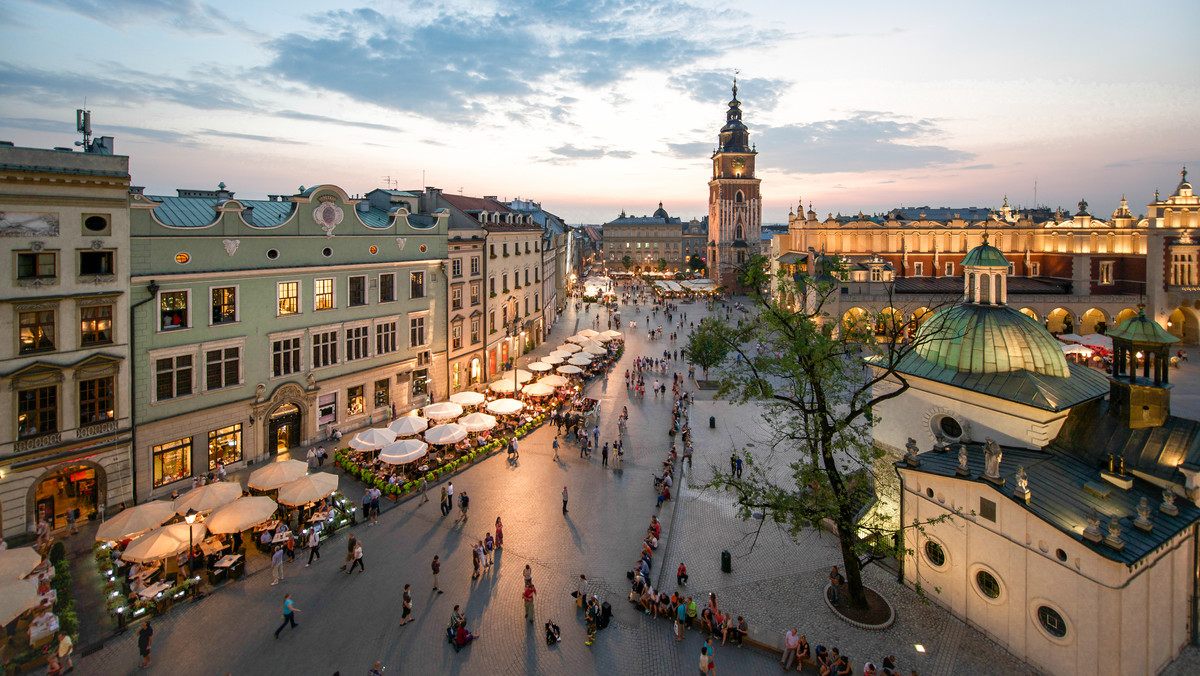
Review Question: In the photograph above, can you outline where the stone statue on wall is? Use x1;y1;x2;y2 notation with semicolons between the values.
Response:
255;383;266;403
1014;466;1030;502
1134;497;1153;531
982;438;1004;484
956;443;969;476
904;437;920;467
306;372;317;390
1082;508;1103;542
1161;489;1179;516
1104;514;1125;550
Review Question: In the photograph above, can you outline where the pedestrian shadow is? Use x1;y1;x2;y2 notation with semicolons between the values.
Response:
564;515;584;552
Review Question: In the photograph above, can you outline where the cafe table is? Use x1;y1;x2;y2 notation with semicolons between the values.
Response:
138;580;171;600
213;554;242;568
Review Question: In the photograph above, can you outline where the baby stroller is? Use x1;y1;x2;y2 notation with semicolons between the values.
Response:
545;620;561;645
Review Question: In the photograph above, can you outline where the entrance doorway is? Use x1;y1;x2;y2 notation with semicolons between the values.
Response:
269;404;301;455
35;465;99;529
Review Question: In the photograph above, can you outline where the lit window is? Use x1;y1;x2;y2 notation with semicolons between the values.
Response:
208;424;242;469
314;278;333;310
19;309;56;353
80;305;113;345
160;290;189;329
410;271;426;299
1099;261;1114;285
17;385;58;438
278;282;300;315
153;437;191;487
346;385;364;417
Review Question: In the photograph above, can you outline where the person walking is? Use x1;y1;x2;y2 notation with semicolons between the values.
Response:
512;436;519;459
602;443;609;467
55;631;73;671
523;581;537;623
562;486;569;514
273;594;299;638
271;546;284;585
458;491;470;522
399;584;413;626
420;476;429;504
306;529;320;567
584;598;599;646
440;486;450;517
348;540;364;574
65;507;77;536
431;555;443;593
552;436;560;461
495;517;504;549
341;534;357;572
369;487;381;526
137;620;153;668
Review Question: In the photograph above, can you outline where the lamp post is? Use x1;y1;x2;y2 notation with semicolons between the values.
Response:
184;508;198;579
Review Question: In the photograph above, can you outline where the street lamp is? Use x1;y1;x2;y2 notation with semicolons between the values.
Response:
184;508;198;577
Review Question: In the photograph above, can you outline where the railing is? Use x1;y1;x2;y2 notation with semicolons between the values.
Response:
14;433;62;454
79;420;119;439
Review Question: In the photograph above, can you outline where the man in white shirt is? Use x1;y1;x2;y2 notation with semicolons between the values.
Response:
782;627;801;670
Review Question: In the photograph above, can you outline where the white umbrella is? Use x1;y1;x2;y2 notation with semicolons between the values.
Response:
557;343;582;353
173;482;243;515
277;473;339;507
557;364;583;375
581;339;606;351
487;398;525;415
566;334;591;344
0;548;42;581
379;439;429;465
0;578;39;624
1061;344;1094;355
425;402;464;421
248;459;308;491
602;330;623;340
528;362;552;372
96;501;178;542
593;333;613;343
548;350;573;359
389;415;429;437
349;427;398;451
539;374;568;387
459;412;498;432
449;391;486;407
206;496;278;534
568;355;593;366
122;522;207;563
489;380;517;394
522;382;555;397
498;369;533;384
582;344;606;355
1080;334;1113;350
542;355;565;365
578;329;600;338
425;423;469;445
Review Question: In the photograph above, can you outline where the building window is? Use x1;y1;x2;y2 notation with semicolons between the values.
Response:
535;268;540;282
979;497;997;522
379;273;395;303
273;337;301;376
937;416;963;440
19;309;55;353
318;393;337;426
412;368;428;396
535;294;540;311
348;276;367;306
451;287;462;310
314;278;333;310
525;297;530;315
211;287;237;324
346;385;364;417
312;330;339;368
1036;606;1067;639
470;283;480;306
374;379;390;408
277;282;299;315
17;385;57;438
410;271;426;299
78;376;115;426
452;259;462;277
945;262;954;277
153;437;191;487
410;316;426;348
1030;262;1040;276
160;290;189;329
80;305;113;346
470;319;480;344
205;346;240;391
452;363;461;391
208;424;242;470
975;570;1001;599
490;277;496;295
452;325;462;350
923;540;946;567
913;262;924;277
155;354;193;401
470;257;480;275
502;274;508;291
503;243;509;256
16;251;56;281
346;326;369;361
376;321;397;355
489;311;495;332
524;269;530;286
78;250;114;276
1099;261;1114;285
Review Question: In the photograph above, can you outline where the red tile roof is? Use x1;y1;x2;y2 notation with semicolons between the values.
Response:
442;194;510;213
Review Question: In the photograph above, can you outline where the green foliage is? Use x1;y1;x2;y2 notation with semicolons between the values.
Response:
683;318;730;376
49;541;66;564
621;255;633;270
688;255;706;272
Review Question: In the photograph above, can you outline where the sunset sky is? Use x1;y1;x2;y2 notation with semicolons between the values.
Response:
2;0;1196;223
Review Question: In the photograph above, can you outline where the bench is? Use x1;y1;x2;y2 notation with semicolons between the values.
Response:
743;626;820;671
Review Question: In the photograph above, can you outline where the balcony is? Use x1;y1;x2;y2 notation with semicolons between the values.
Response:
79;420;118;439
14;432;62;454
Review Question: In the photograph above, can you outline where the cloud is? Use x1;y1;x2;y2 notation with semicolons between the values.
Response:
544;143;635;164
662;141;712;159
961;164;995;170
29;0;246;35
264;2;755;124
0;62;256;112
669;70;790;111
755;111;975;174
0;116;196;145
272;110;403;133
198;129;303;145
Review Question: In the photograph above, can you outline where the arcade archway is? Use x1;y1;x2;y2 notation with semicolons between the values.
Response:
1047;308;1075;334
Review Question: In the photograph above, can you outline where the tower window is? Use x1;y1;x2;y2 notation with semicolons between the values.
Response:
735;226;743;240
735;191;744;203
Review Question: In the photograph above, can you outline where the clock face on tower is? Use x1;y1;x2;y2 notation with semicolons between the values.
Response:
732;157;745;175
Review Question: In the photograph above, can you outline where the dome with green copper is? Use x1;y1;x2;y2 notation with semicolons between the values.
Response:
910;304;1070;376
1108;305;1179;345
961;233;1009;268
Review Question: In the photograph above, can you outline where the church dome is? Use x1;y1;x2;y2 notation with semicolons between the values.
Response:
911;304;1070;377
653;202;669;219
961;235;1009;268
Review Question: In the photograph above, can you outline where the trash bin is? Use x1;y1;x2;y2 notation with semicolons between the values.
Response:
721;550;731;573
709;416;716;429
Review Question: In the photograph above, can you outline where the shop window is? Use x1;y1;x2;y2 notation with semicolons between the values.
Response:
19;309;56;353
159;290;189;330
155;354;193;401
318;393;337;426
208;424;242;469
379;273;395;303
346;385;365;417
412;368;428;396
374;379;390;408
205;346;240;391
211;287;237;324
348;276;367;306
17;385;58;439
79;376;115;426
80;305;113;346
153;437;192;487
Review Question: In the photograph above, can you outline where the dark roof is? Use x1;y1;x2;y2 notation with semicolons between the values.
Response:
892;276;1071;294
1049;398;1200;486
441;194;510;213
901;444;1200;566
879;354;1109;411
148;196;297;228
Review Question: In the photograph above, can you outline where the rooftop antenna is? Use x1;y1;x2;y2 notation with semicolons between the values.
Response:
74;105;92;149
381;175;397;189
1033;178;1038;209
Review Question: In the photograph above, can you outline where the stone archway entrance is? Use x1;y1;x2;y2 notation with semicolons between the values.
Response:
251;382;317;462
268;403;301;455
28;460;107;530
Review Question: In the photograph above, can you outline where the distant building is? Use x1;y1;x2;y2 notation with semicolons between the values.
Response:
601;204;704;273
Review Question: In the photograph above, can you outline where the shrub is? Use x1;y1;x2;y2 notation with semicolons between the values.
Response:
49;541;66;564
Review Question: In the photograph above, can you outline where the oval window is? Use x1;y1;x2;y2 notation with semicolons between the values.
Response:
85;215;108;232
938;416;963;439
369;245;378;255
1036;606;1067;638
266;249;280;260
322;247;333;257
174;252;190;264
975;570;1001;599
420;244;428;253
924;541;946;567
1055;548;1068;562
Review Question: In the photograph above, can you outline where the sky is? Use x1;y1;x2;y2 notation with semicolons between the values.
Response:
1;0;1196;224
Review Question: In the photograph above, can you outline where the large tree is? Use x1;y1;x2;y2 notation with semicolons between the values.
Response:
690;254;953;611
621;255;633;270
688;255;706;273
683;317;730;378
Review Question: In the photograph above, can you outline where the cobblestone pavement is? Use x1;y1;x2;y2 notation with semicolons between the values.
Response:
70;292;1200;675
